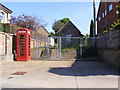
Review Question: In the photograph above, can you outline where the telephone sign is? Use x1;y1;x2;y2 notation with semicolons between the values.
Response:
16;29;31;61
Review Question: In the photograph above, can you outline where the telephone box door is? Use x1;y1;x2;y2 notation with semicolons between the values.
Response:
16;29;31;61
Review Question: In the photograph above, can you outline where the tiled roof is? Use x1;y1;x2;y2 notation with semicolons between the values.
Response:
57;20;81;34
0;3;12;13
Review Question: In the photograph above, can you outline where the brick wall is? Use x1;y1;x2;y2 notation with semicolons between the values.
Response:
0;32;13;62
97;2;119;34
97;30;120;68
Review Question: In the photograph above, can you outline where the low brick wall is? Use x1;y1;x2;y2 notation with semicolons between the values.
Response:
0;32;13;62
97;30;120;68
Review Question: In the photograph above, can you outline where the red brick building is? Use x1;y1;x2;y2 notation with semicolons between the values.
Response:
97;1;120;34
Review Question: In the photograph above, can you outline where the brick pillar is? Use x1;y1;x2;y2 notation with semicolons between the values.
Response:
0;32;6;60
0;32;13;62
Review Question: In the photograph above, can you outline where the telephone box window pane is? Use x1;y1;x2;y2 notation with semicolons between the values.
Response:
20;35;24;37
20;46;24;48
18;31;26;33
20;43;24;45
20;38;24;39
20;54;24;56
20;49;24;50
20;41;24;42
20;35;24;39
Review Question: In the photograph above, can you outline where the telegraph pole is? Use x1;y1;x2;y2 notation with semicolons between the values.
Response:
93;0;96;37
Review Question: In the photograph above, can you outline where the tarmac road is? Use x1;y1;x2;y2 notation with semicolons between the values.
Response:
0;60;119;89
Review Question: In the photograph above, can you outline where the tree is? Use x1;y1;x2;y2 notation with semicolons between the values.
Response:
3;24;10;33
52;18;70;34
0;23;10;33
52;20;64;33
10;14;47;31
60;18;70;24
49;32;58;43
49;32;58;37
0;23;3;32
89;20;94;37
83;33;89;37
109;5;120;30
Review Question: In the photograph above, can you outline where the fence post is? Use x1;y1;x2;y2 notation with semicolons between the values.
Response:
36;37;39;59
47;37;50;59
59;37;61;59
80;38;83;57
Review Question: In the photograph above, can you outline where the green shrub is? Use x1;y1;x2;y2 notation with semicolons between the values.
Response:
0;23;10;33
109;20;120;30
3;24;10;33
0;23;3;32
103;30;108;33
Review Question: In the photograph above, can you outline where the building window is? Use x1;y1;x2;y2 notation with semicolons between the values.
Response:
102;12;104;18
7;13;9;21
98;17;101;22
66;34;72;44
105;10;107;16
109;4;113;11
0;12;4;16
0;12;4;22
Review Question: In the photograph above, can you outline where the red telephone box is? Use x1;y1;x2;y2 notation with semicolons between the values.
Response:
16;29;31;61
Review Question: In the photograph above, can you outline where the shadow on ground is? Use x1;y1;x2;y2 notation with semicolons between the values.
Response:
48;61;119;76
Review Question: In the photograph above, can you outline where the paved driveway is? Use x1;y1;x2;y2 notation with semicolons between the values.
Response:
0;60;119;89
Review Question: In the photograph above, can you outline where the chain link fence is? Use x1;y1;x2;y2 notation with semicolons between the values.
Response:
31;37;98;60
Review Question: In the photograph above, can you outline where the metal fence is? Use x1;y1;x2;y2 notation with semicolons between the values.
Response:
31;37;97;60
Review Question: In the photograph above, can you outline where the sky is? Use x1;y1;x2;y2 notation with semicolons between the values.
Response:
1;1;100;35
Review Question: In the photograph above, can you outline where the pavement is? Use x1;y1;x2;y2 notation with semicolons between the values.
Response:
0;60;119;89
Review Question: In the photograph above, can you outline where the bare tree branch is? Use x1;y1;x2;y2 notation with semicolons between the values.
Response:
10;14;47;31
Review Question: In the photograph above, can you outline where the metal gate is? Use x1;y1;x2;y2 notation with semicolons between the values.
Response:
31;37;97;60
